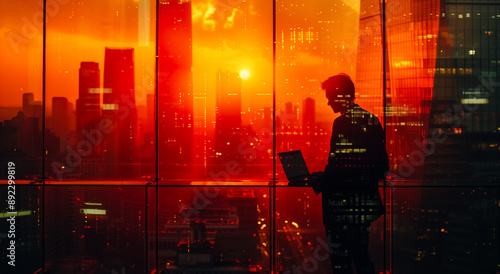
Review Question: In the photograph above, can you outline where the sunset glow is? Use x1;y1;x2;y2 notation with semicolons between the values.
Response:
240;69;250;79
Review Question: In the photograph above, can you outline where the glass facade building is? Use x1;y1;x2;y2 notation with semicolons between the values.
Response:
0;0;498;273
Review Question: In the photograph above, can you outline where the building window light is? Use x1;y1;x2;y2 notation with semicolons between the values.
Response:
103;103;118;110
461;98;488;104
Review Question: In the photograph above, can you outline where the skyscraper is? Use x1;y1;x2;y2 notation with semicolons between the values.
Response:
357;0;441;180
355;0;384;120
74;62;103;179
357;0;499;180
214;71;243;165
103;48;139;179
356;1;500;272
425;0;500;180
158;0;194;179
76;62;101;144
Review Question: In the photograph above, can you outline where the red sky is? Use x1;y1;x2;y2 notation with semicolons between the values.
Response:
0;0;360;123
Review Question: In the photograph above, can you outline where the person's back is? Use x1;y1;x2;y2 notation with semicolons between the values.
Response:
312;74;388;274
316;103;387;224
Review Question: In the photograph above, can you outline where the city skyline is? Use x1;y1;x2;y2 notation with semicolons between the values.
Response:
0;0;357;126
0;70;330;180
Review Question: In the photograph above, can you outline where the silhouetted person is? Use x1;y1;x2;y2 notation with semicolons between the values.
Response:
312;74;388;274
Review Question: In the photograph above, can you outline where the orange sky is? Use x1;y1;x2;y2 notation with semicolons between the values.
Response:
0;0;360;123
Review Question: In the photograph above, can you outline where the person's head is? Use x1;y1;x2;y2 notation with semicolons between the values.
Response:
321;73;355;114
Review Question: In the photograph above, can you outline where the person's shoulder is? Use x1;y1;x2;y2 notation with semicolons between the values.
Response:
347;104;370;118
354;104;372;115
354;104;382;125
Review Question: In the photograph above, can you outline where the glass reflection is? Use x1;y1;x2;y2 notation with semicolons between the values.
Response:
154;186;270;273
158;0;273;182
44;0;156;180
0;184;42;273
44;186;146;273
0;1;43;180
0;0;498;273
392;187;500;273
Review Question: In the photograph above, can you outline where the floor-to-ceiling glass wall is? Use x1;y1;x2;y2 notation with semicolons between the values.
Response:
0;1;498;274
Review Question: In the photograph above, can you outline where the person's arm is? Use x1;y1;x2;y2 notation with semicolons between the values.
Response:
311;163;351;194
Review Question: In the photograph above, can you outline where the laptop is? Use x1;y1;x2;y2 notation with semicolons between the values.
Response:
278;150;317;186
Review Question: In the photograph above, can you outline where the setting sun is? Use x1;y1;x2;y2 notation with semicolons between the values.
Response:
240;70;250;79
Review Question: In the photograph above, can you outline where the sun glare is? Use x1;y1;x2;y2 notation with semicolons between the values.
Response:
240;70;250;79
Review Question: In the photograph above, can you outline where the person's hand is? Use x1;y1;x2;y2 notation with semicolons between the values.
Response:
310;172;323;194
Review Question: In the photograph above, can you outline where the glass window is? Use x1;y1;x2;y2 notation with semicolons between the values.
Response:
0;1;499;273
45;0;156;181
158;0;273;183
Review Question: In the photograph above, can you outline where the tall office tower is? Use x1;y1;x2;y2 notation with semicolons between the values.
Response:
158;0;194;179
103;48;139;179
76;62;102;179
356;1;500;272
419;4;500;270
357;0;442;179
386;0;441;179
214;71;242;165
51;97;70;138
355;0;384;120
76;62;101;143
425;0;500;180
357;0;499;179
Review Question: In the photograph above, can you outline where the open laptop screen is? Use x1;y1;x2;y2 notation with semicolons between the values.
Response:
278;150;310;180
